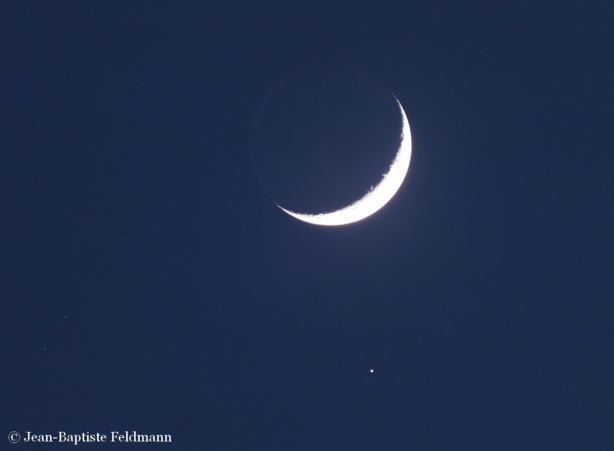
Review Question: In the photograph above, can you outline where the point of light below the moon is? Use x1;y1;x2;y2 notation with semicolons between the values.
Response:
277;99;412;226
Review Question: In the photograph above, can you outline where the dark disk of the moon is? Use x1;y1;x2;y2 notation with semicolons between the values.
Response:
248;64;402;215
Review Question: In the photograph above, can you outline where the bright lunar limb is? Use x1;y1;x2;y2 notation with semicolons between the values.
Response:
277;98;412;226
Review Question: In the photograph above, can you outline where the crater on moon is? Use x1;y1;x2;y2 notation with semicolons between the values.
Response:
248;65;402;216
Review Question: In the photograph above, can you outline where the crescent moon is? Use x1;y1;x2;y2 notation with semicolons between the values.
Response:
277;98;412;226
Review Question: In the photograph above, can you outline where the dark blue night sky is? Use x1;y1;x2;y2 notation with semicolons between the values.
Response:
2;2;613;450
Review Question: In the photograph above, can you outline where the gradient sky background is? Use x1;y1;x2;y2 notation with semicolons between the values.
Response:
2;2;613;450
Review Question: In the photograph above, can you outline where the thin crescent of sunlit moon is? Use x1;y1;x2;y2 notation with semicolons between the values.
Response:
277;98;412;226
